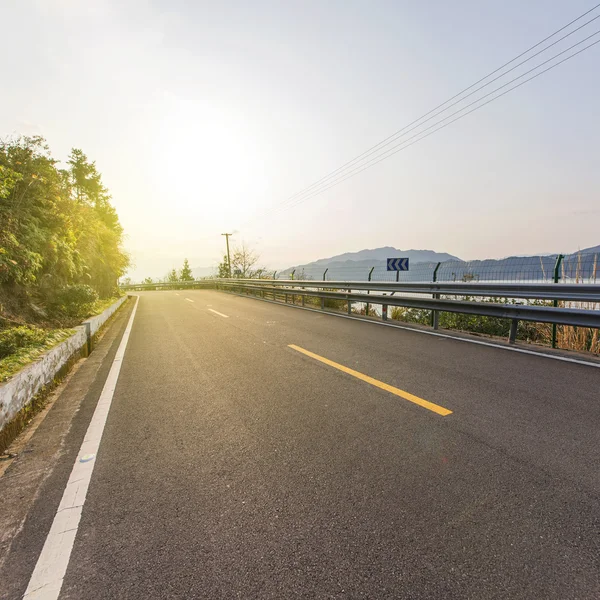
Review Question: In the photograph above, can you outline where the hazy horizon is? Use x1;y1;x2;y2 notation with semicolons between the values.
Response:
2;0;599;280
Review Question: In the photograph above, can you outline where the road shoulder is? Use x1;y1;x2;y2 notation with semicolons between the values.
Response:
0;299;135;600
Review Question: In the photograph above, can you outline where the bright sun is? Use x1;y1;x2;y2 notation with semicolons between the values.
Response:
151;95;267;228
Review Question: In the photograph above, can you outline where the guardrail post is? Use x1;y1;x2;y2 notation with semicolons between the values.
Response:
551;254;564;349
431;262;441;329
509;319;518;344
365;267;374;316
382;301;388;321
347;289;351;314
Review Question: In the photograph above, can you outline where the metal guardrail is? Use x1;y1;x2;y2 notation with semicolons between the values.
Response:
120;281;214;291
119;278;600;344
213;279;600;344
213;279;600;302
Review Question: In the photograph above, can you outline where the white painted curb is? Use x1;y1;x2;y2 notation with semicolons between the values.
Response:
0;296;128;439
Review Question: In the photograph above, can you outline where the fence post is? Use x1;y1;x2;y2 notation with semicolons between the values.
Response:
347;289;352;314
365;267;374;316
431;262;441;329
551;254;564;349
321;269;328;310
509;319;518;344
290;270;296;304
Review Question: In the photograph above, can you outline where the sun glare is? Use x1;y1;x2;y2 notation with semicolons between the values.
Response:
151;96;266;227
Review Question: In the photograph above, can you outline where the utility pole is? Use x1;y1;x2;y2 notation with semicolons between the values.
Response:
221;233;233;277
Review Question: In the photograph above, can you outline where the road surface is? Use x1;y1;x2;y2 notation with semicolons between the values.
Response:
1;290;599;599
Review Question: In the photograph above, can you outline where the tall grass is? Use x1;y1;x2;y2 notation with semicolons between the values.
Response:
555;252;599;353
388;252;599;354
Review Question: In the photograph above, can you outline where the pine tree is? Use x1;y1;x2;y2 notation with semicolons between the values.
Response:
180;258;194;281
216;255;230;278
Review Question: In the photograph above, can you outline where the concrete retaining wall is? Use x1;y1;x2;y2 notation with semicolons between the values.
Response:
0;295;129;448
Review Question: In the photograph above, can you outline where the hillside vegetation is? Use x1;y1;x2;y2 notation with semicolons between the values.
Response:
0;136;129;373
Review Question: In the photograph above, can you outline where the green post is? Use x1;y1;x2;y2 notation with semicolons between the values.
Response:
551;254;564;349
321;269;328;310
431;262;441;329
366;267;374;316
290;270;295;304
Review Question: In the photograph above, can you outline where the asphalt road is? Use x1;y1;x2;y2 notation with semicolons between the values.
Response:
2;290;600;599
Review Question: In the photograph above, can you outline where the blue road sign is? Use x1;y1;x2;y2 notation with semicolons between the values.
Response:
387;257;409;271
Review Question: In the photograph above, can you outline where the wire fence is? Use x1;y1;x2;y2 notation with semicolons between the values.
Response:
275;253;599;284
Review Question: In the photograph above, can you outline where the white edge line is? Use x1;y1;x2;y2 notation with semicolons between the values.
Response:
23;296;140;600
208;308;229;318
223;292;600;369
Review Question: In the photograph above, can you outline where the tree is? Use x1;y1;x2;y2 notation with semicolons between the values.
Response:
167;268;179;283
180;258;194;281
142;277;154;284
231;243;263;278
216;255;230;278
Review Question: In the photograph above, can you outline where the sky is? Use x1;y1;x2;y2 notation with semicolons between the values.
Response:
1;0;599;280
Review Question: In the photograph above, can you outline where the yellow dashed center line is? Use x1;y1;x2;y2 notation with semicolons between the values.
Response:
288;344;452;416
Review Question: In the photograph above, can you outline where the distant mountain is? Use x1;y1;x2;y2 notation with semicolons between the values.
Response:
279;248;462;281
191;266;216;279
278;245;599;282
310;247;460;265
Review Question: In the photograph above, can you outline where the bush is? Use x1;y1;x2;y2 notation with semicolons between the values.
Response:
0;326;48;359
48;284;99;319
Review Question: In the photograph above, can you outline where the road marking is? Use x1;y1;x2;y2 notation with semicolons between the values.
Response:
208;308;229;318
23;297;139;600
175;293;180;296
234;294;600;369
185;298;194;303
288;344;452;416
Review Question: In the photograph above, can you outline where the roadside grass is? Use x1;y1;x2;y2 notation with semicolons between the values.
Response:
0;328;75;382
0;294;123;382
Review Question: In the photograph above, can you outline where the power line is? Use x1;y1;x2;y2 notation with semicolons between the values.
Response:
268;34;600;217
249;3;600;223
277;13;600;211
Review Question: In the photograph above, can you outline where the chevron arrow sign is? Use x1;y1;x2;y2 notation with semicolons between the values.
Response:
386;257;409;271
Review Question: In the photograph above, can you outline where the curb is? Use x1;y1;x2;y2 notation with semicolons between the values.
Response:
0;295;129;454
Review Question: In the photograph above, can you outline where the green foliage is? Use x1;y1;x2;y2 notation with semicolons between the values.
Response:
0;136;129;297
47;284;99;319
216;255;230;278
167;268;179;283
389;297;552;342
0;326;74;381
180;258;194;281
0;326;48;359
142;277;154;284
